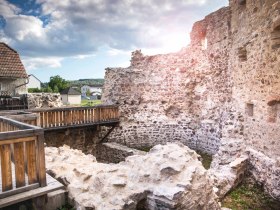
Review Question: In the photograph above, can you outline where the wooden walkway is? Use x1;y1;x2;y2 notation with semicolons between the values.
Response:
0;105;119;208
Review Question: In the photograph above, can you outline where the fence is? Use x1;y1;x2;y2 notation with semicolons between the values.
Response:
31;105;119;129
0;117;46;198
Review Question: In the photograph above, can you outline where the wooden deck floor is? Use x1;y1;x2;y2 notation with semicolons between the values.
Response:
0;174;64;208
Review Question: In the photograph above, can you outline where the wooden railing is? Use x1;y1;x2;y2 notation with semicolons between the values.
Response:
31;105;119;129
0;117;46;198
0;95;28;110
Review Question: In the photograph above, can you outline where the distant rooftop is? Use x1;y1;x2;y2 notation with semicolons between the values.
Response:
60;87;81;95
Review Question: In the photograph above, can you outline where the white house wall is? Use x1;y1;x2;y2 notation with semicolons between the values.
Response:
27;76;41;89
61;94;81;105
0;78;27;95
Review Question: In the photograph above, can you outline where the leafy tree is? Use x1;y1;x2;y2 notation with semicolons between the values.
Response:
48;75;69;92
53;85;59;93
28;88;42;93
42;86;53;93
86;89;91;96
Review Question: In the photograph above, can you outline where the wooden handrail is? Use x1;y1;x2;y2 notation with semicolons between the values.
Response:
29;105;119;129
0;117;46;198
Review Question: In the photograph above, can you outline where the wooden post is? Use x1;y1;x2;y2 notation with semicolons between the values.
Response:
37;134;47;187
14;142;25;188
26;140;38;184
0;144;13;191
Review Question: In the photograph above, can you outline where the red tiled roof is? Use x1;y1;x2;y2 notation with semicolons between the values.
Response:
0;42;28;78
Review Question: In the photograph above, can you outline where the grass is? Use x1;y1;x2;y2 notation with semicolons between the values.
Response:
138;146;153;152
57;203;75;210
81;99;101;107
196;151;212;169
222;177;280;210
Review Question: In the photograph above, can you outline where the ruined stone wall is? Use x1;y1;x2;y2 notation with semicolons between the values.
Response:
44;128;98;155
226;0;280;199
102;0;280;198
27;93;63;109
103;7;232;154
229;0;280;159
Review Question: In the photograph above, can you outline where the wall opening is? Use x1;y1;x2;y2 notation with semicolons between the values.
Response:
136;197;148;210
201;37;208;50
271;22;280;49
246;103;254;116
267;103;279;123
238;0;246;5
199;29;207;50
238;46;247;62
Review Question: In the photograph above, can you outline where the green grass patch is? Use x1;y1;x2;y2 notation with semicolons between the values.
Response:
196;151;212;169
222;177;280;210
57;203;75;210
81;99;101;107
138;146;153;152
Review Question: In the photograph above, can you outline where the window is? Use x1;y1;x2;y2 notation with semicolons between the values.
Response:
238;0;246;5
271;22;280;49
268;103;279;123
201;37;208;50
238;46;247;62
246;103;254;116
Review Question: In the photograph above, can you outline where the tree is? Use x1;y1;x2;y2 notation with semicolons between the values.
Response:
48;75;69;92
86;89;91;97
53;85;59;93
43;86;53;93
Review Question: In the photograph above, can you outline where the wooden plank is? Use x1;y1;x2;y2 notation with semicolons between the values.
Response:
0;136;37;145
14;142;25;188
44;112;48;128
36;135;47;187
26;141;38;184
0;174;64;208
0;183;39;199
0;117;39;130
43;120;119;131
0;144;13;191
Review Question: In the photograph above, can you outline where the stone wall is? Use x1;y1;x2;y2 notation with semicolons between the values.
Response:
96;142;146;163
44;128;144;163
102;7;232;154
102;0;280;199
27;93;63;109
44;127;98;155
229;0;280;159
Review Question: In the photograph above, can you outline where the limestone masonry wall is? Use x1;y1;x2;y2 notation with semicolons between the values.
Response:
102;0;280;199
103;7;232;154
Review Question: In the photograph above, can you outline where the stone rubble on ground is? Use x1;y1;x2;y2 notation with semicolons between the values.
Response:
45;143;221;210
208;138;248;198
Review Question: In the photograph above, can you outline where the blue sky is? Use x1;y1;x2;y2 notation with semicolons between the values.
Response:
0;0;228;82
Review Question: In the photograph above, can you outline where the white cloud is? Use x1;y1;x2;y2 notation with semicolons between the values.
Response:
72;54;96;59
0;0;20;17
4;15;44;41
0;0;228;68
22;56;63;70
107;48;130;56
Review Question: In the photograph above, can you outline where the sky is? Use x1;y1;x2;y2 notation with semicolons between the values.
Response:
0;0;228;82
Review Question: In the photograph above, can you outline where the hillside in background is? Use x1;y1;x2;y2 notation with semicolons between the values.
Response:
42;78;104;89
68;79;104;88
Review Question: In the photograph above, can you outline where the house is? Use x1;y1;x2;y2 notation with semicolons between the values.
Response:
27;74;41;89
81;85;102;98
0;42;28;96
60;87;81;105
